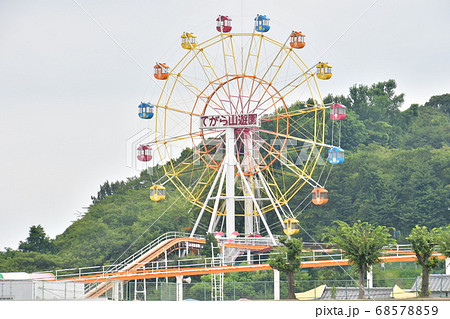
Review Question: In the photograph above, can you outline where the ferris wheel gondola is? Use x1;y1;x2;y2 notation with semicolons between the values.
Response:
153;63;170;80
328;147;344;164
181;32;198;50
216;15;232;33
138;102;154;119
283;218;300;236
312;188;328;205
150;184;166;201
330;103;347;120
290;31;306;49
137;144;153;162
254;14;270;32
316;62;333;80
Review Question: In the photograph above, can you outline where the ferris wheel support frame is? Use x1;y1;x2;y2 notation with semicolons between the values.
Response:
189;125;278;245
235;158;276;245
225;127;236;238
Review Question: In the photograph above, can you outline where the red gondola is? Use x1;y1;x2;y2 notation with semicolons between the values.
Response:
137;144;152;162
330;103;347;120
216;15;232;33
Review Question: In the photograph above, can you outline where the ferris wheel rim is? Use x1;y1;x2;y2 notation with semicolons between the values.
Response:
149;27;330;224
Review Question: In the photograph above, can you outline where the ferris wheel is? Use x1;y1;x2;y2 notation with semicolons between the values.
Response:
137;15;346;244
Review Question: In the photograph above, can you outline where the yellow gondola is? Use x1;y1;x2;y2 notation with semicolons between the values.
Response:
181;32;198;50
316;62;332;80
283;218;300;236
150;185;166;201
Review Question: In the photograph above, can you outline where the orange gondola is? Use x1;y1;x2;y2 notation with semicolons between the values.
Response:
290;31;306;49
312;188;328;205
154;63;170;80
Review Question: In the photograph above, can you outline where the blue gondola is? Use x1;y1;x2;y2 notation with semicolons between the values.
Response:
138;102;154;119
254;14;270;32
328;147;345;164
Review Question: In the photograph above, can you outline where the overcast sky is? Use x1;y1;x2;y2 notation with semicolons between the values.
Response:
1;0;449;251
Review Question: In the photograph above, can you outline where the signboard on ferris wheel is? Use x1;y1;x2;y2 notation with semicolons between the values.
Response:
200;113;260;129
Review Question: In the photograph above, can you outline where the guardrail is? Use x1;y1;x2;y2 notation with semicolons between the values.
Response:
56;248;410;282
50;230;417;282
106;232;205;273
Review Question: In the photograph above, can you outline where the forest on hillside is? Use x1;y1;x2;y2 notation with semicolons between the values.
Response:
1;79;449;273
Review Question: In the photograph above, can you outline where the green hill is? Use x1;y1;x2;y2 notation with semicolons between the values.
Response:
1;80;449;272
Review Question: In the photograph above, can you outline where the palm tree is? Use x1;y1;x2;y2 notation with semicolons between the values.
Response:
407;225;441;297
326;220;395;299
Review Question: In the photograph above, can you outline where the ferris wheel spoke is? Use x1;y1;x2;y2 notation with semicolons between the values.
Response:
174;74;209;103
155;130;218;145
253;72;317;115
287;113;321;141
259;39;292;85
243;37;308;114
279;72;318;101
251;139;318;206
219;34;238;76
252;129;327;189
243;33;264;77
260;107;320;125
192;48;221;84
259;111;315;137
250;81;280;115
171;74;237;117
255;128;332;148
205;78;241;115
155;103;201;117
193;36;245;115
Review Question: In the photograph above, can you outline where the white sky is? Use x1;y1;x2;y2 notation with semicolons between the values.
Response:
1;0;449;250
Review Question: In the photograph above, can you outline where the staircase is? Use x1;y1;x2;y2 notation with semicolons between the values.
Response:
83;232;205;298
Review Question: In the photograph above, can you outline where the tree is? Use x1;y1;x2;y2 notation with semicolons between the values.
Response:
348;79;404;122
325;220;395;299
424;93;450;114
200;233;220;258
435;226;450;258
406;225;440;297
269;236;303;299
18;225;54;254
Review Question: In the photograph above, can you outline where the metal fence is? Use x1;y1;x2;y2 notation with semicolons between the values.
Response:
105;277;450;301
2;276;449;301
0;281;84;301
